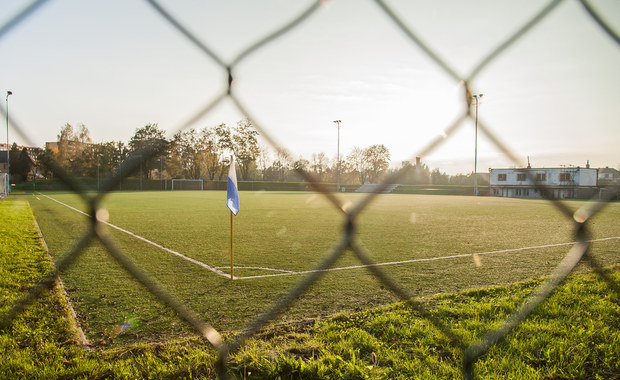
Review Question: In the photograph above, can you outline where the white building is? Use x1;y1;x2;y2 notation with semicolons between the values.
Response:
489;167;598;199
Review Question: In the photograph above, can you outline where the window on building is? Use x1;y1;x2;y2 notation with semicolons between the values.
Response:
516;173;526;181
498;174;507;181
559;172;571;181
536;173;546;182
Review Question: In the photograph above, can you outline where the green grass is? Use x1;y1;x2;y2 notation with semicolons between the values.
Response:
1;198;618;378
0;201;620;379
15;191;620;346
234;269;619;379
0;200;96;377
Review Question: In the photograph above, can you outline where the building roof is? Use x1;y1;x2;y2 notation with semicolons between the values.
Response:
598;167;619;174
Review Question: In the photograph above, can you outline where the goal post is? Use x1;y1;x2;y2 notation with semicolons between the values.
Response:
171;179;204;191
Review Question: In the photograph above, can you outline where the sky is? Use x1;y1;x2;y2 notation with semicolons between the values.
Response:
1;0;619;175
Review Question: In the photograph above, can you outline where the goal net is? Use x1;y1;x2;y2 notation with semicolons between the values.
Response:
171;179;204;191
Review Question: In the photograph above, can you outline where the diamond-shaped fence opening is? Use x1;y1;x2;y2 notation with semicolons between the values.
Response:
0;1;618;379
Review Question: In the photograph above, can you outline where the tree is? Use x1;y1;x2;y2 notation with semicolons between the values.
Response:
311;152;328;181
293;157;310;172
397;159;431;184
53;123;93;176
18;148;33;181
214;123;233;180
347;147;369;184
71;123;93;176
8;145;32;183
363;144;390;183
263;149;291;182
232;118;260;180
76;123;91;144
35;148;55;179
172;129;202;179
256;144;270;180
128;124;168;180
92;141;124;179
449;173;473;185
197;127;220;180
56;123;76;170
431;168;450;185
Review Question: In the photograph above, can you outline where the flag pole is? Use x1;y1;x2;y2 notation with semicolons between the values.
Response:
230;210;234;280
227;154;238;281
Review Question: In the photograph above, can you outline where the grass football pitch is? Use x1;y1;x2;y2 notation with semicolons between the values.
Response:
23;190;619;344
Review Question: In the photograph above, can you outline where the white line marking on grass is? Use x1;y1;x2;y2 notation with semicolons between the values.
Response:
37;193;231;279
234;236;620;280
215;266;296;274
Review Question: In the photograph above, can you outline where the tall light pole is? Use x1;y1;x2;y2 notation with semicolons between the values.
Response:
333;120;341;192
472;93;483;196
5;91;12;194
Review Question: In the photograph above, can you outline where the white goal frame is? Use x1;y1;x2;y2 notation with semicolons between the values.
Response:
171;179;204;191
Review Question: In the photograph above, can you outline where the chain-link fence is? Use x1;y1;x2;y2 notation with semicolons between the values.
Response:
1;1;619;378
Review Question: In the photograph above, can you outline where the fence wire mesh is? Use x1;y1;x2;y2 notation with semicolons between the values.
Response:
1;0;619;378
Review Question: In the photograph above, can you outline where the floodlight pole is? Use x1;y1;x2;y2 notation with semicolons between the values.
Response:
472;94;483;196
334;120;341;192
5;91;12;194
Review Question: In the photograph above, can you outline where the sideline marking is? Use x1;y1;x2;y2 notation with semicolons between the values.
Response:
215;266;296;274
31;212;89;346
233;236;619;280
37;192;231;279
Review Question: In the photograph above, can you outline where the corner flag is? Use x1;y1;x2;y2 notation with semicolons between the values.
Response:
226;156;240;215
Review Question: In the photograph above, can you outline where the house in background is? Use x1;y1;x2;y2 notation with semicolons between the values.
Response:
598;167;620;186
489;165;598;199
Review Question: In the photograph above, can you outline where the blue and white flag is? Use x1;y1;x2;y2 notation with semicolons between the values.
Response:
226;156;240;215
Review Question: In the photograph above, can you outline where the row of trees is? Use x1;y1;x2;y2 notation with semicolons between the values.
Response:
37;120;260;183
31;119;477;186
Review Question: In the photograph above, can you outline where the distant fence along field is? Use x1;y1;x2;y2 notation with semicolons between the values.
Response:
19;178;485;195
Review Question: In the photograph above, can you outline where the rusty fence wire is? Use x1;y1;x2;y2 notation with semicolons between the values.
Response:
1;0;619;378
